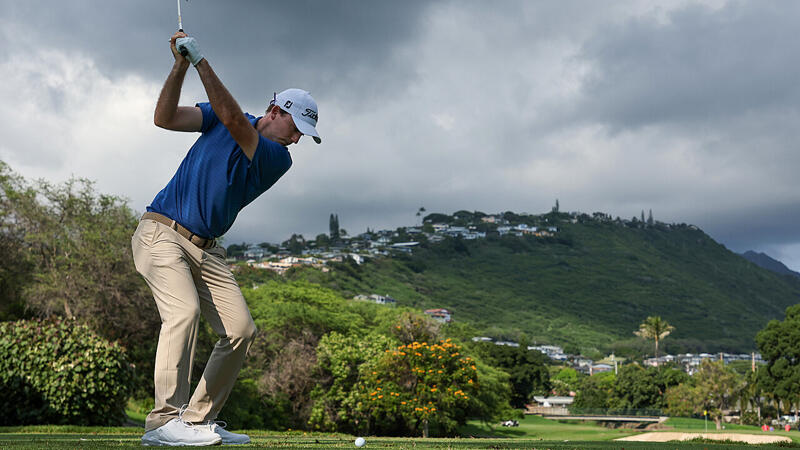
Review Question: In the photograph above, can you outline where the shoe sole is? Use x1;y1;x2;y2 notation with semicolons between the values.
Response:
142;437;222;446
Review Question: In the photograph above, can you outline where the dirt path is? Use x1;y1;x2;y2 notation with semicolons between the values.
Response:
616;432;791;444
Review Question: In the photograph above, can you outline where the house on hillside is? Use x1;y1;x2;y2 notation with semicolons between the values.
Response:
529;344;568;361
244;245;267;260
390;242;419;253
373;236;391;246
427;234;445;243
590;364;613;375
532;396;574;407
354;294;397;306
445;226;468;237
425;308;452;323
573;356;594;373
432;223;449;232
527;396;574;415
348;253;366;265
369;294;396;305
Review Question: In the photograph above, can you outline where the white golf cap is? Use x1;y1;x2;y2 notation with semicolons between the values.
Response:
271;88;321;144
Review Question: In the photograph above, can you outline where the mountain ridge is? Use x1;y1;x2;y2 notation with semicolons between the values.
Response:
286;211;800;356
741;250;800;279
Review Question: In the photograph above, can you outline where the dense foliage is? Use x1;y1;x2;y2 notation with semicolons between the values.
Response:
230;281;516;435
309;332;398;433
755;304;800;416
664;360;743;429
0;161;157;397
471;342;551;408
354;340;480;437
0;319;133;425
568;364;686;415
608;365;687;411
573;371;615;409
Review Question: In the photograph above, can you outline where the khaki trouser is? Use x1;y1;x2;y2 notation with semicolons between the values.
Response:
131;219;257;431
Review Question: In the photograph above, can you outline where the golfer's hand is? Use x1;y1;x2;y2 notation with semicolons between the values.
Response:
169;31;189;63
176;36;204;66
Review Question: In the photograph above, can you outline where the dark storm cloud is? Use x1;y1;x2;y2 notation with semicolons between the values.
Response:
575;1;800;130
695;200;800;270
1;0;432;109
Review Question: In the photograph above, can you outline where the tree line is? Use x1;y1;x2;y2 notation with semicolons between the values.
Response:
2;160;800;433
567;313;800;429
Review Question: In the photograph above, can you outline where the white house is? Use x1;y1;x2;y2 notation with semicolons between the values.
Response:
244;245;267;259
532;396;574;407
369;294;397;306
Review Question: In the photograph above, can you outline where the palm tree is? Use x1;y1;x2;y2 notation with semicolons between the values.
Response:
634;316;674;365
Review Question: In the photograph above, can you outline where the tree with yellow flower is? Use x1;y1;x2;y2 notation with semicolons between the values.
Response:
356;339;480;437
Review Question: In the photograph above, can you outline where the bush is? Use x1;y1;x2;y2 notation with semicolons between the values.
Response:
0;319;134;425
217;377;291;430
740;410;761;426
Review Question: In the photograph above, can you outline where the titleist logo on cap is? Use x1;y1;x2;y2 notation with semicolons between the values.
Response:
283;100;317;121
302;108;318;120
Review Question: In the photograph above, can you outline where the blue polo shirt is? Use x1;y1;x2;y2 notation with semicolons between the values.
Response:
147;102;292;239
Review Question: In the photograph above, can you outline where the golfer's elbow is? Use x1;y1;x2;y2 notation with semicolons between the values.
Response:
154;111;171;129
154;110;184;130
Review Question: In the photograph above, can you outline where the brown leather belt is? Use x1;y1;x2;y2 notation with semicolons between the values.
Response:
141;212;216;249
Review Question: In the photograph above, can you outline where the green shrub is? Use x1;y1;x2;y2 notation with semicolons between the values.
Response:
0;318;133;425
217;377;292;430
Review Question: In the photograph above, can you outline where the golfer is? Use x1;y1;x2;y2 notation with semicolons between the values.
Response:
132;31;321;446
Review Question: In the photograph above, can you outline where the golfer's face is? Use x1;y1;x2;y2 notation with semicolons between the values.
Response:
274;111;302;146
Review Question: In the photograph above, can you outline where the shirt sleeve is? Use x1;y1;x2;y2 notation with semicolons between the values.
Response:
196;102;219;133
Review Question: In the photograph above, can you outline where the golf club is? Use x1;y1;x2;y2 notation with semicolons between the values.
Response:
176;0;188;57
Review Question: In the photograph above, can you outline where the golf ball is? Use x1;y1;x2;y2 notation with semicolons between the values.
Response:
354;437;366;447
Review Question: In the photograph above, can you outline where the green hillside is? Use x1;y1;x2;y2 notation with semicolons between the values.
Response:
290;218;800;355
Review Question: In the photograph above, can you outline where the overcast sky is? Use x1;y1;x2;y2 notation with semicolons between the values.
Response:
1;0;799;270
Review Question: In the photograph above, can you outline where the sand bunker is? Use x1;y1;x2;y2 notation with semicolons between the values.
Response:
616;432;791;444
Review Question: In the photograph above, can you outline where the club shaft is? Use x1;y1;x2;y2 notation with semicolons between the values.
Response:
177;0;183;31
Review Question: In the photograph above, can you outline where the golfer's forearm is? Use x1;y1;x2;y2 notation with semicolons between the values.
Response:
194;60;244;126
154;60;190;127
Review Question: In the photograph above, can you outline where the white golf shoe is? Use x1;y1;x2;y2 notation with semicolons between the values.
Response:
141;417;222;446
204;421;251;445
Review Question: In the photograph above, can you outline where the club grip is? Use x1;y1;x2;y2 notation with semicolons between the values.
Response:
177;31;189;57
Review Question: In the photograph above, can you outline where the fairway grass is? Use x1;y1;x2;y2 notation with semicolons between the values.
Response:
460;414;637;441
0;433;792;450
2;415;799;449
0;432;796;449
